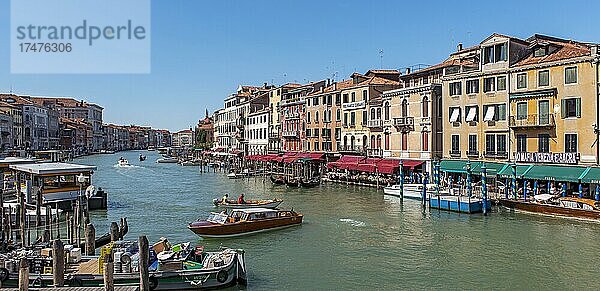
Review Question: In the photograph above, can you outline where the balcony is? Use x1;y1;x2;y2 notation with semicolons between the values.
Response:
449;150;461;158
367;148;383;157
509;114;555;128
339;145;366;154
268;133;279;139
367;120;383;128
285;112;301;120
393;117;415;132
282;131;299;138
466;150;479;158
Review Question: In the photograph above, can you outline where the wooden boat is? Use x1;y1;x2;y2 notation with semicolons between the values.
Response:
285;177;300;187
300;178;320;188
270;175;285;185
429;195;491;214
188;208;303;238
498;197;600;220
212;198;283;209
0;245;246;290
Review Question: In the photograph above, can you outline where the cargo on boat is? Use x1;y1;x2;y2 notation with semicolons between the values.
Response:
188;208;303;238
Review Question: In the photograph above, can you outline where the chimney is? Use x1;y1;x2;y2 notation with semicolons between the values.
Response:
263;82;268;88
333;82;337;91
592;45;599;58
405;67;411;75
457;43;463;52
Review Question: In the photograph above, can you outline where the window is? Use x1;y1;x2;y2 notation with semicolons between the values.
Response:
483;77;495;92
307;112;311;123
350;112;356;126
449;107;461;123
351;92;356;102
516;134;527;152
534;47;547;57
344;113;348;126
483;46;494;64
451;135;460;153
343;94;349;103
315;111;319;123
561;98;581;118
565;134;577;153
468;135;477;154
401;99;408;117
497;76;507;90
483;43;507;64
362;111;367;125
449;82;462;96
466;79;479;94
497;135;506;155
486;134;496;154
465;105;478;122
517;102;528;120
422;131;429;151
314;97;319;106
538;70;549;87
422;97;429;118
401;133;407;150
362;90;367;100
313;128;319;137
484;104;507;121
314;142;319;151
495;43;507;62
384;102;390;120
538;134;550;153
565;67;577;84
336;109;341;121
336;94;341;104
517;73;527;89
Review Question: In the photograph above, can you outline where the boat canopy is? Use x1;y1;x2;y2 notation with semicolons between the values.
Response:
10;162;96;175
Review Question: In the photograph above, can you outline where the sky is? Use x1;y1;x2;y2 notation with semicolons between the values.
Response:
1;0;599;131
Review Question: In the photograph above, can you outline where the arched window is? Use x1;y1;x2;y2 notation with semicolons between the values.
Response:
362;135;368;149
336;109;341;121
370;108;376;119
377;108;381;119
402;99;408;117
307;112;311;123
315;111;319;123
422;127;429;151
376;135;382;149
343;136;348;148
384;133;390;150
402;132;407;150
371;135;375;149
384;102;390;120
422;96;429;118
350;136;356;149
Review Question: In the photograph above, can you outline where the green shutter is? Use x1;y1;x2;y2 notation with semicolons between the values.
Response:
561;99;566;119
576;98;581;118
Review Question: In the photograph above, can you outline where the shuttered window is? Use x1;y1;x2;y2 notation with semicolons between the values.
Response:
561;98;581;118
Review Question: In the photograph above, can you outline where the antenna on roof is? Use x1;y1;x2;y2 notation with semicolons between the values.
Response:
379;49;384;68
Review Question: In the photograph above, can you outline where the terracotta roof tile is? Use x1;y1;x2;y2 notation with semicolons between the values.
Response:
514;37;591;66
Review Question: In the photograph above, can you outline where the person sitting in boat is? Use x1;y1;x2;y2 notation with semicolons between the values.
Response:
238;194;246;204
222;193;229;203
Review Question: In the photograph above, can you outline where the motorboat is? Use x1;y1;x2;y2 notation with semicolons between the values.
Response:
0;240;246;290
139;154;147;161
188;208;303;238
181;160;201;166
213;198;283;209
156;157;178;163
227;172;245;179
118;158;131;167
383;183;439;200
499;196;600;220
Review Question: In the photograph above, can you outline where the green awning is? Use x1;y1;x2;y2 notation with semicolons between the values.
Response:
497;164;533;179
522;165;587;182
473;162;507;176
440;160;482;174
509;88;557;100
578;167;600;184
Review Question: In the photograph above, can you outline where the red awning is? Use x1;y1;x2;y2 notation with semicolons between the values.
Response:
327;155;365;169
306;152;325;160
355;158;382;172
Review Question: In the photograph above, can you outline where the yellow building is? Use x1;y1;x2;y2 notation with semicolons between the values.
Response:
339;70;400;153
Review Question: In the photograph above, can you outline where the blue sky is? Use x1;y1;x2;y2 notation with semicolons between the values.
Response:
1;0;599;131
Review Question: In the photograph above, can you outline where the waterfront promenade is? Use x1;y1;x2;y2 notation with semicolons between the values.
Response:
81;150;600;290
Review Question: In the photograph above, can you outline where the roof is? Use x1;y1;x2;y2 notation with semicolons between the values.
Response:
514;35;592;66
0;157;36;167
10;162;97;175
481;33;530;46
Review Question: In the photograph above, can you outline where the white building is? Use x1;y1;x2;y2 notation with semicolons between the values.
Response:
173;129;193;148
246;108;269;155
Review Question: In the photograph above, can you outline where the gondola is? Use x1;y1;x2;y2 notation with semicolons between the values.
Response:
285;177;300;187
300;178;320;188
269;175;285;185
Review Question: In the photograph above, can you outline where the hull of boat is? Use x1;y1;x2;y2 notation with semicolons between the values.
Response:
189;216;303;238
383;187;425;200
270;176;285;185
430;195;491;214
498;199;600;220
2;252;246;290
157;159;178;163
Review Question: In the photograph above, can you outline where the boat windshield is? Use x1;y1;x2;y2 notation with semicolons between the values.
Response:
207;213;228;224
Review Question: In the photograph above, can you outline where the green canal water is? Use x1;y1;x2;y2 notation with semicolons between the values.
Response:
78;151;600;290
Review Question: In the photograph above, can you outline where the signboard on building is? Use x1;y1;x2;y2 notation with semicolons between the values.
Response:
342;101;365;110
513;152;578;164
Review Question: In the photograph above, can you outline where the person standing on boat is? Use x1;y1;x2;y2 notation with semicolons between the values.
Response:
238;194;246;204
222;193;229;203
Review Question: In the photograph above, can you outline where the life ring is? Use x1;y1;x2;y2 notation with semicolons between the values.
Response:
0;267;9;282
120;253;132;265
69;277;83;287
216;270;228;283
149;276;159;290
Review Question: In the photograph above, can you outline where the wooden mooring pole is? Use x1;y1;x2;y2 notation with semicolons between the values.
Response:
85;223;96;255
18;258;28;291
52;239;65;287
139;235;150;291
103;253;114;291
110;222;120;242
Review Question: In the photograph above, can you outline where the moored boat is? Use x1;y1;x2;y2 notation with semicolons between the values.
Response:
270;175;285;185
498;196;600;220
156;157;178;163
227;172;245;179
188;208;303;238
285;177;300;187
383;183;439;199
213;198;283;209
300;178;320;188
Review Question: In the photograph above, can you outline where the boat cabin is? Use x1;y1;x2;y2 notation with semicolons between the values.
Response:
9;162;97;205
208;208;293;224
0;157;36;191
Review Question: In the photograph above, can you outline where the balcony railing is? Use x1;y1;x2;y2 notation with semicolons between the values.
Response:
393;117;415;132
367;148;383;157
339;145;366;153
467;150;479;158
509;114;555;128
282;131;299;138
367;120;383;128
449;150;461;157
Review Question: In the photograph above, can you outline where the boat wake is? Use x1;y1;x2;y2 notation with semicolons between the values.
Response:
113;164;143;169
339;218;366;227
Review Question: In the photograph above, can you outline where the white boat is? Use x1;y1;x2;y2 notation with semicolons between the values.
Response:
156;157;178;163
117;158;131;167
227;173;246;179
212;198;283;209
383;183;444;200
